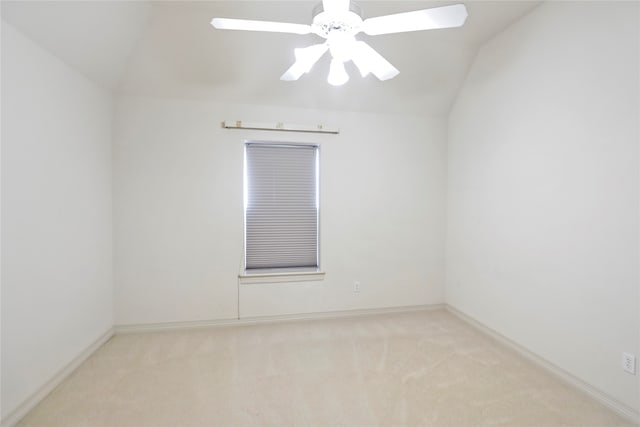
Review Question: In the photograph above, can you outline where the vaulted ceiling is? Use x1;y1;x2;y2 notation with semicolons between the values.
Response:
2;0;540;114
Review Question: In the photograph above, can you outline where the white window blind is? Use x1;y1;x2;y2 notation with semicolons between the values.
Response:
244;143;319;271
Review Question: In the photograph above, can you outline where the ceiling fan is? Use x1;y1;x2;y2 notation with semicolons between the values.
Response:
211;1;468;86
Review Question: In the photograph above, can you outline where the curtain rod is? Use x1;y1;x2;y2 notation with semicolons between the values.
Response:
222;120;339;134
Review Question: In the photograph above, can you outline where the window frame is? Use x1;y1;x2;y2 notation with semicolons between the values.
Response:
241;140;323;282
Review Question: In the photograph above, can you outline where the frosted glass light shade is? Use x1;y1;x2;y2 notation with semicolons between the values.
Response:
327;59;349;86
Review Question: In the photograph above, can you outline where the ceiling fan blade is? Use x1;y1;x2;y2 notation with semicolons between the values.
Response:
281;44;329;81
350;41;399;81
211;18;311;35
322;0;350;14
362;4;468;36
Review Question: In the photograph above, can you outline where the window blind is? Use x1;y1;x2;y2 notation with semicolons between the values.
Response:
245;143;319;270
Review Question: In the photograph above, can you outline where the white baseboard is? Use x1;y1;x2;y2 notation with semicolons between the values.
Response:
115;303;445;334
1;327;115;427
445;304;640;425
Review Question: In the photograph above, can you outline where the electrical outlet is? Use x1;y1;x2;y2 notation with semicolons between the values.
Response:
354;281;360;293
622;353;636;375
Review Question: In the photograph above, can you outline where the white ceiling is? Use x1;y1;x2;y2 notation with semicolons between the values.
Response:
1;0;151;89
2;0;540;115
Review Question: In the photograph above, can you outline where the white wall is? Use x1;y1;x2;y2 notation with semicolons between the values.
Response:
447;1;639;412
1;22;114;418
113;96;446;325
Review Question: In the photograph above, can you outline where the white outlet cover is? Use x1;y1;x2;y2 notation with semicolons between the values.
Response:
622;352;636;375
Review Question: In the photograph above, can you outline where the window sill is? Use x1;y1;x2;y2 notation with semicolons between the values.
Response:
239;270;326;285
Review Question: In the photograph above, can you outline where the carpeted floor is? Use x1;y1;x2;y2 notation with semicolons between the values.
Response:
17;310;634;426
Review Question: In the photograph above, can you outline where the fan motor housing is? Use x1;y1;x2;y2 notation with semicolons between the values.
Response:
312;1;363;38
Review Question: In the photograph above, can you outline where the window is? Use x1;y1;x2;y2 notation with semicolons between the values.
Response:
244;142;319;273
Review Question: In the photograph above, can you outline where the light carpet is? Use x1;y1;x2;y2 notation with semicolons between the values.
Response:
17;310;634;426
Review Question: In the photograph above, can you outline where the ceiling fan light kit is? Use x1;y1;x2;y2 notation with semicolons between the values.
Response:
211;1;468;86
328;58;350;86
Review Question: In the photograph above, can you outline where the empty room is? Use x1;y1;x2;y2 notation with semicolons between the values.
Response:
1;0;638;426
